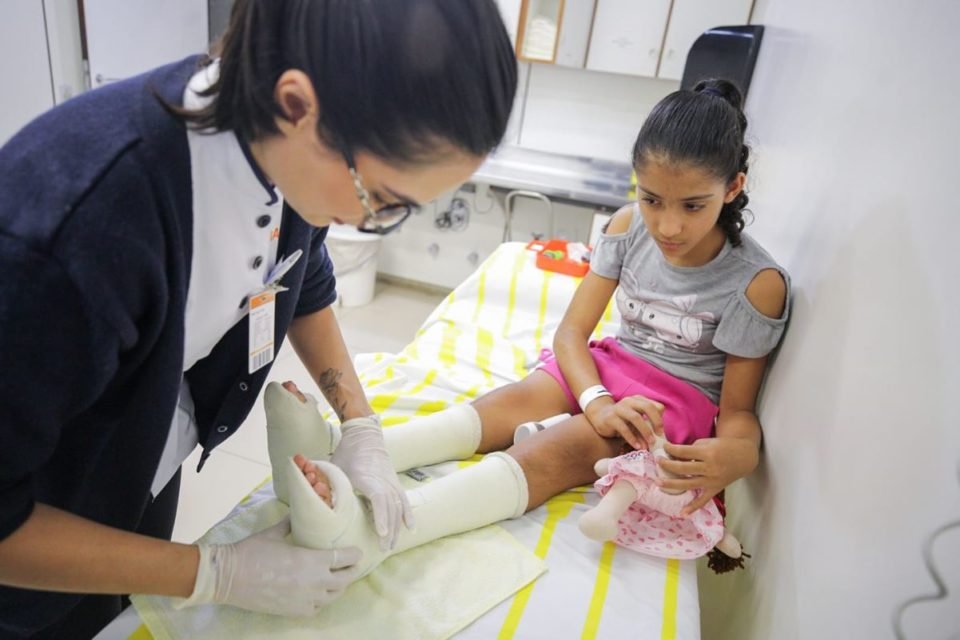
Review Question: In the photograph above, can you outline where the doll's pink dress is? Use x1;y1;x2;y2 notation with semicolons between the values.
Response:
594;450;725;559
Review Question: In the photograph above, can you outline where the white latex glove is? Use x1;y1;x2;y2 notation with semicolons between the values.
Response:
331;415;414;550
177;519;362;617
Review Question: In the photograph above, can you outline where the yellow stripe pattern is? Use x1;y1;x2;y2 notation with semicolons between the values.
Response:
581;542;617;639
501;250;528;339
534;270;553;353
127;624;154;640
660;558;681;640
497;492;585;639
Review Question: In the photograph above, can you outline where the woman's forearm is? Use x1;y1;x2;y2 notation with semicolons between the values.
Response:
288;306;373;421
0;503;198;597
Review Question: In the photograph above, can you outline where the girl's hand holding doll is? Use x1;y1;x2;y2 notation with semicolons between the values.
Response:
657;436;760;515
583;395;666;451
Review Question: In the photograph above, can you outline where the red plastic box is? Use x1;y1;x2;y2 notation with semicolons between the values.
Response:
525;239;590;277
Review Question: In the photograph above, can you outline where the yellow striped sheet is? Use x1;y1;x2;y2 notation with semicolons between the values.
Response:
534;270;553;353
475;328;495;386
472;266;489;325
439;320;460;368
660;558;681;640
592;297;615;340
501;250;528;339
497;491;585;639
370;369;438;413
512;345;527;380
402;329;427;360
238;476;273;505
362;365;396;390
127;624;154;640
453;384;485;404
580;542;617;639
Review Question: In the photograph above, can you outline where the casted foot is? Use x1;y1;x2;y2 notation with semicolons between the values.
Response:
265;379;340;504
292;453;333;508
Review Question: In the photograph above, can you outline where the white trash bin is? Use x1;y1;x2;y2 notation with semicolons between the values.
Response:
325;223;382;307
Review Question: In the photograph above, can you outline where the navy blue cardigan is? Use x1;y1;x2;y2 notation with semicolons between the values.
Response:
0;57;336;634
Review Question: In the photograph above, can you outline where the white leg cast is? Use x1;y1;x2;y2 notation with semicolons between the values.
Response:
265;384;483;475
381;403;482;471
286;452;528;577
264;382;340;504
578;479;637;542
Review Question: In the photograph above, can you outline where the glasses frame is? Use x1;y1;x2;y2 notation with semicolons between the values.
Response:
343;151;415;236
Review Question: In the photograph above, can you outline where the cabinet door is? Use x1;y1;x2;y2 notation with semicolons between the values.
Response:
0;0;54;144
85;0;208;87
554;0;595;68
657;0;754;81
586;0;672;77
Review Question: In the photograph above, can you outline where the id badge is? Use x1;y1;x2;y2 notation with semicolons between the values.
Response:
248;289;276;374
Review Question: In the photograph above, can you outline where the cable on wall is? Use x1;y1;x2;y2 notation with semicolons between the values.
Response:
892;461;960;639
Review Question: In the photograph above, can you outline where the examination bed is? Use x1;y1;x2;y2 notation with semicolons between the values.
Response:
118;242;702;639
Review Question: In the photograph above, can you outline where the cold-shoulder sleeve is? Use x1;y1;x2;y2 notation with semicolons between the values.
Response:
590;226;630;280
713;269;791;358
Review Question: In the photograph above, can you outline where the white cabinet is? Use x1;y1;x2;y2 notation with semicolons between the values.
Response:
586;0;672;77
566;0;755;79
554;0;596;68
513;0;602;69
657;0;755;80
0;0;55;144
84;0;208;87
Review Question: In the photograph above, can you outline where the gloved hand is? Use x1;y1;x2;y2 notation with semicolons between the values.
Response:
177;519;362;617
331;415;414;550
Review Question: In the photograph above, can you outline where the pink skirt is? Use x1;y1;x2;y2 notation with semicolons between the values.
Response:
537;337;719;445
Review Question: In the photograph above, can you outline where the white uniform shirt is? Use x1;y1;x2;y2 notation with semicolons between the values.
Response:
151;62;284;496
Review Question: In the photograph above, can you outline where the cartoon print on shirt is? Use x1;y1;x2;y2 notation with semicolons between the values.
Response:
616;269;715;351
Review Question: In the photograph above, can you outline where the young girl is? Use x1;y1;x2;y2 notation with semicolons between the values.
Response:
0;0;516;636
266;79;790;577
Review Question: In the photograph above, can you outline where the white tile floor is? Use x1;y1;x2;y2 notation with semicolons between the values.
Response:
170;280;446;544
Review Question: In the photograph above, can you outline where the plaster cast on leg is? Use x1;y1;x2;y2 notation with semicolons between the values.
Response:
265;381;482;477
381;403;482;471
265;382;340;504
286;452;528;577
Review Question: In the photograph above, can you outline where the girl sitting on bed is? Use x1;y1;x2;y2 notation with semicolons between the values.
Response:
240;78;790;582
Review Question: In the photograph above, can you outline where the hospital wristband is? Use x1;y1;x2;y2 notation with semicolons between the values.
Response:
578;385;613;412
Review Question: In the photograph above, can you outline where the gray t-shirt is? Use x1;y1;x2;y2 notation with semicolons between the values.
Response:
591;206;791;403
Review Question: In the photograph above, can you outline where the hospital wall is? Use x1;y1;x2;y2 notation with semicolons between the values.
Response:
696;1;960;638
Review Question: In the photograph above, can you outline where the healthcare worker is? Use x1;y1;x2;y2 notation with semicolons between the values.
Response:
0;1;517;637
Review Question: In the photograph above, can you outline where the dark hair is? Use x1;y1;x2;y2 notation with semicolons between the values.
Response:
176;0;517;164
632;78;750;246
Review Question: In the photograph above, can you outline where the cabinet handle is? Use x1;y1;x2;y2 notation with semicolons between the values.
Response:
94;73;123;85
648;48;658;58
666;49;675;59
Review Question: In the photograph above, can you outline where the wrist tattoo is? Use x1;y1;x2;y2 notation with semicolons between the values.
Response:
318;368;347;420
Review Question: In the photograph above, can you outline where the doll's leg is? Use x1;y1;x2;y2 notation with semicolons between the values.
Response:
286;452;529;578
577;479;637;541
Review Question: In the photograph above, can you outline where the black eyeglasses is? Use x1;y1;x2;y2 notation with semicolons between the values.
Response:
343;151;416;235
